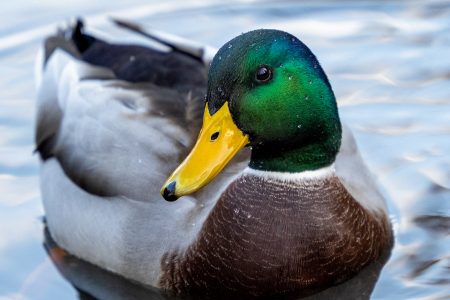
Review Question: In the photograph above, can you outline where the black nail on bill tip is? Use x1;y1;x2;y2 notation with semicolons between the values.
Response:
163;181;178;202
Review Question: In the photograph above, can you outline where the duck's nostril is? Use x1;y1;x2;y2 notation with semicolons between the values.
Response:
210;132;220;141
162;181;178;202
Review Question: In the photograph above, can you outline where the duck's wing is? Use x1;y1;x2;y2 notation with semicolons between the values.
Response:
111;18;217;69
36;20;212;202
335;124;388;214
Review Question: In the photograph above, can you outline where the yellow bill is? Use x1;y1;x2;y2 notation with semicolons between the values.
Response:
161;102;249;201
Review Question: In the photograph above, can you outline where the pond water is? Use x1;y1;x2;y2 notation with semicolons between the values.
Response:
0;0;449;299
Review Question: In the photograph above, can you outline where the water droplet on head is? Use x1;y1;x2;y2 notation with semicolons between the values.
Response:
297;124;302;128
309;80;312;84
218;56;222;60
305;96;309;100
288;76;292;80
217;87;225;97
228;44;233;49
314;64;318;69
129;55;136;62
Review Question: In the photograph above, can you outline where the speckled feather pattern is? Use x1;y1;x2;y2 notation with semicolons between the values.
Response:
159;173;391;299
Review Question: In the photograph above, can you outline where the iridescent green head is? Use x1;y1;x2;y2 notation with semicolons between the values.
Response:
162;30;342;200
206;29;341;173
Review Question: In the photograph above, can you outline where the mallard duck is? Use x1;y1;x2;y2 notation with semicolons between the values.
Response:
36;20;392;299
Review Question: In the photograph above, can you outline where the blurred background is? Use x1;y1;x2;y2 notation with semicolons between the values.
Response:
0;0;449;299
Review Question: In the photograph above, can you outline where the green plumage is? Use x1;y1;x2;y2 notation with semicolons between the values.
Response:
207;29;342;172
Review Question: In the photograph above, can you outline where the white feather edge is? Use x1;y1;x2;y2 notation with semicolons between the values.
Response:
242;125;388;215
243;164;335;182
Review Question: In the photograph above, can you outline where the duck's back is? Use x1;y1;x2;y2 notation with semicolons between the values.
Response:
36;21;208;201
36;21;249;287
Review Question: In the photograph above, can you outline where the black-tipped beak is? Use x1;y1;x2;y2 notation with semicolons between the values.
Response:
162;181;178;202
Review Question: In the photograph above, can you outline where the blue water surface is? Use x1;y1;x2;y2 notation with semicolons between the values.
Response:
0;1;449;299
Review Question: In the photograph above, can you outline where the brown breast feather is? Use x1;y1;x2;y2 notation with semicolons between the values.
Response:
159;173;392;299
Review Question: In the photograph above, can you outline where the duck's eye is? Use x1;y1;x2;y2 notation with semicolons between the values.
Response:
210;132;219;141
255;65;272;82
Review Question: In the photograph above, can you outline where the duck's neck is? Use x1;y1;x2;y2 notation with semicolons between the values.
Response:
249;135;340;172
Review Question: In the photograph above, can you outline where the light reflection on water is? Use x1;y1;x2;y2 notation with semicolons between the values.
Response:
0;0;449;299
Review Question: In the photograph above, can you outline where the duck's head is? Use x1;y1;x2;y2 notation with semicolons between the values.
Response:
161;29;341;201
